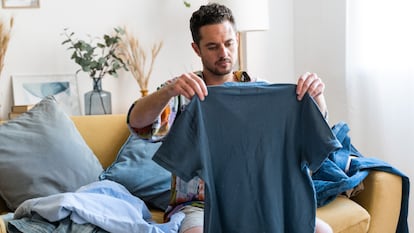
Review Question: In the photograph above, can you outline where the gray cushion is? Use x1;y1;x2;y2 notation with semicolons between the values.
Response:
99;134;171;210
0;96;103;211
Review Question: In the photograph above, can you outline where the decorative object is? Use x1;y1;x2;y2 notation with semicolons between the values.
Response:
8;104;34;119
0;96;103;211
62;27;128;115
12;74;81;115
2;0;40;8
84;77;111;115
0;15;13;78
117;28;162;97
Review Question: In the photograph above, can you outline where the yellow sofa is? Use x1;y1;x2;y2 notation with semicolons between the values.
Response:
0;114;403;233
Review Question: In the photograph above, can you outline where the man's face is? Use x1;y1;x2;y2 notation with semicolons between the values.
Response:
192;21;238;76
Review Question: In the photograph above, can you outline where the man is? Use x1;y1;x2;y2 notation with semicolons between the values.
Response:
128;3;333;233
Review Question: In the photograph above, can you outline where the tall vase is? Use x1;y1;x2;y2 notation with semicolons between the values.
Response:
140;89;148;97
84;78;112;115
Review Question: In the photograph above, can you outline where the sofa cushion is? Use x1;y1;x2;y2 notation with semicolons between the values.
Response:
316;195;370;233
99;134;171;210
0;96;103;211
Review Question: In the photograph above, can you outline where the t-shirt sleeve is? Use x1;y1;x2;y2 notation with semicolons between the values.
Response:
301;95;342;172
152;98;205;182
127;94;180;142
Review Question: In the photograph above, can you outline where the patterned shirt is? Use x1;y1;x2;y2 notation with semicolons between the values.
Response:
127;71;252;220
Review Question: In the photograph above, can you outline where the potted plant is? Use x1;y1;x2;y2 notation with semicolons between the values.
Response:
62;27;128;115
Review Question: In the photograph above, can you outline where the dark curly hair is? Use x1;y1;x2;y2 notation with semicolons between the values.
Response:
190;3;236;46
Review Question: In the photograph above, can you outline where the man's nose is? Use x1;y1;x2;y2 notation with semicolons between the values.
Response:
218;44;228;57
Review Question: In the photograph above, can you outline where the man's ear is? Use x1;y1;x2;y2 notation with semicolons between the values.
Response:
192;42;201;57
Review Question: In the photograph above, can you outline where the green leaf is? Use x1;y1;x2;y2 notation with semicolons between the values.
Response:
61;39;71;45
62;27;128;78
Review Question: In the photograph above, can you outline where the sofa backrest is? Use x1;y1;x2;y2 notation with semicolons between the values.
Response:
71;114;130;168
0;114;130;213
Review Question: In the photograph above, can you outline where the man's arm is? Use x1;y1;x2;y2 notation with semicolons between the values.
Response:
129;72;208;129
129;87;174;129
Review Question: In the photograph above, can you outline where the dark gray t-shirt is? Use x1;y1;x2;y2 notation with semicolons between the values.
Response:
154;83;341;233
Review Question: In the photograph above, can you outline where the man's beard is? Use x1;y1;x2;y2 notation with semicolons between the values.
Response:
204;58;234;76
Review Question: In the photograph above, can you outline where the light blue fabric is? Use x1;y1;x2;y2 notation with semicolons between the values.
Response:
99;134;171;210
312;121;409;233
13;180;184;233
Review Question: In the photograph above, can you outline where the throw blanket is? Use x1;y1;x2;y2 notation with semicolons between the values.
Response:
312;121;409;233
8;180;184;233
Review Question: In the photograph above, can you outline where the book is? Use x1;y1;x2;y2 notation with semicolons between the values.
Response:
11;105;34;113
8;112;22;120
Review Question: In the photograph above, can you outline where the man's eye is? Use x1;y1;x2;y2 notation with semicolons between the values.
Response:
207;46;217;50
226;41;234;47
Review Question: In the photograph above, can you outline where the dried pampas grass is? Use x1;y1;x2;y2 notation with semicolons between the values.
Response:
117;28;163;96
0;16;13;78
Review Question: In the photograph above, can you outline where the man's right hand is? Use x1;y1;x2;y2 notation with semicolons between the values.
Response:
166;72;208;101
129;72;208;129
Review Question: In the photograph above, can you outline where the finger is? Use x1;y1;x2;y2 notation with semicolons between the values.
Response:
308;80;325;98
306;73;324;97
296;72;310;95
297;72;316;100
175;74;207;101
175;75;197;99
167;77;191;99
189;73;208;100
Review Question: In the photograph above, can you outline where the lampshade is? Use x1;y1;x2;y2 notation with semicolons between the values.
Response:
209;0;269;32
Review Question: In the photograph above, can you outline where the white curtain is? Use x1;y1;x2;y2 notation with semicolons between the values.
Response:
347;0;414;228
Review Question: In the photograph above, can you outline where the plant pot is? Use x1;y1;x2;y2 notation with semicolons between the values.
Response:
84;78;111;115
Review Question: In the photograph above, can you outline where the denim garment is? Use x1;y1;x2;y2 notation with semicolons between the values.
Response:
312;121;409;233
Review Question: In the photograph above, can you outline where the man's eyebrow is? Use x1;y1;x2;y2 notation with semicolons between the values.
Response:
204;39;235;47
204;42;218;47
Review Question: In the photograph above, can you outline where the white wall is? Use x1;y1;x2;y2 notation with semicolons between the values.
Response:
0;0;297;119
293;0;413;230
293;0;348;126
247;0;349;126
0;0;208;118
244;0;295;83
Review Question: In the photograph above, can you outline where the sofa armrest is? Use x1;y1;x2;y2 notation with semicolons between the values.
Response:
351;170;402;233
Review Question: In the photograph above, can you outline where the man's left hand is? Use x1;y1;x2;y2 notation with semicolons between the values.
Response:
296;72;325;101
296;72;328;118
